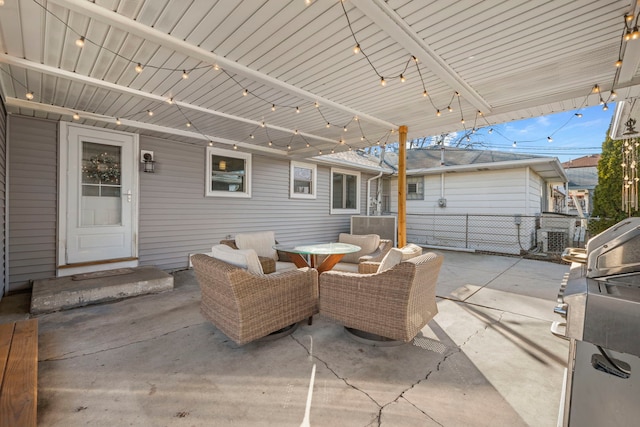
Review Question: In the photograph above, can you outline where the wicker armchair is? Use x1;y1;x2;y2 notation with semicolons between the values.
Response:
191;254;318;345
319;252;443;342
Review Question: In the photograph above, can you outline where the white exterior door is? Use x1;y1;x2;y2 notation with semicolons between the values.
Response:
60;123;138;265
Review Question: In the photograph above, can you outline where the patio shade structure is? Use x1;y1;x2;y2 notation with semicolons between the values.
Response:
2;1;640;246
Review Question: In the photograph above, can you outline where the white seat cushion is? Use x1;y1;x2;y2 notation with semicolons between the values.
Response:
376;248;404;273
338;233;380;263
210;244;264;275
235;231;278;261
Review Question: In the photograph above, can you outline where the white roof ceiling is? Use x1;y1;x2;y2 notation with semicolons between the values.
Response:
1;0;639;158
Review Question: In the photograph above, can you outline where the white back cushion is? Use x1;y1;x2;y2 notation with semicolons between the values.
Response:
338;233;380;263
210;244;264;275
400;243;423;261
235;231;278;261
376;248;404;273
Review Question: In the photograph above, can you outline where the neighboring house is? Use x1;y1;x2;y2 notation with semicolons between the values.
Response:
380;148;567;254
4;113;386;294
562;154;600;217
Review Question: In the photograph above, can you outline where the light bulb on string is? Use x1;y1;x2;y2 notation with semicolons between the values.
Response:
592;84;600;93
182;70;189;79
353;44;360;54
116;118;121;125
213;64;220;71
271;104;276;111
461;118;465;124
186;122;192;127
603;103;609;111
326;122;331;128
147;110;154;116
208;141;213;146
306;142;310;148
436;110;441;117
380;77;386;86
547;136;553;142
423;90;428;97
261;121;266;128
135;63;143;73
233;144;237;150
166;97;174;104
268;141;273;146
287;145;291;150
611;91;618;99
294;129;298;135
512;141;517;148
343;126;347;132
250;133;254;138
73;112;80;120
331;149;335;153
575;113;583;118
447;106;453;112
296;106;300;113
243;89;248;96
488;128;493;134
75;36;85;47
400;74;406;83
314;101;319;108
615;59;623;67
25;91;34;100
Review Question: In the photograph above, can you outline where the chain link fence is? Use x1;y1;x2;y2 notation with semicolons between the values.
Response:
405;213;587;256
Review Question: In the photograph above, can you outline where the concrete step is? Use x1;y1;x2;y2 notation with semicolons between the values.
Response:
30;266;174;315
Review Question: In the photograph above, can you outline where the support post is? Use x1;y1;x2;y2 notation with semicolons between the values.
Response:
398;125;408;248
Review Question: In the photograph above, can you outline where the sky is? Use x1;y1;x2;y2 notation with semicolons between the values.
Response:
458;105;613;163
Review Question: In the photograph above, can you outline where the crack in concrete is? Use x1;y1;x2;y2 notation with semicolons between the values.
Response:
41;322;203;361
290;334;382;424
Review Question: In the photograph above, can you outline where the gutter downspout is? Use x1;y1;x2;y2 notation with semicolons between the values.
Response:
367;172;383;216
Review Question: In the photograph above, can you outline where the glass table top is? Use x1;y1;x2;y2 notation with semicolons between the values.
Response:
273;242;361;255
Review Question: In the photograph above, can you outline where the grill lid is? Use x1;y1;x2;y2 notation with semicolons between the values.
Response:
586;218;640;278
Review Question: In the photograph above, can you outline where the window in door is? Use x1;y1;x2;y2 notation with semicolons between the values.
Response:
81;142;122;226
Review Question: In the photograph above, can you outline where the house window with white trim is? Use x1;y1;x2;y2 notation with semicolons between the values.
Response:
407;176;424;200
290;161;317;199
330;168;360;214
205;147;251;198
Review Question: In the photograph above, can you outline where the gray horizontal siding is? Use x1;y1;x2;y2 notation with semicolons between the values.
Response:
4;116;379;283
8;116;58;291
139;135;372;271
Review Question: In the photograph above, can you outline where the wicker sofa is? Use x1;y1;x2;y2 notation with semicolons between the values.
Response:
319;252;443;342
191;254;318;345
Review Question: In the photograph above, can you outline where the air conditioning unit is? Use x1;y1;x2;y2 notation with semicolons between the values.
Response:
537;229;568;253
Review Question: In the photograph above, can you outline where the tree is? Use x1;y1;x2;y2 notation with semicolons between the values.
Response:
591;131;637;233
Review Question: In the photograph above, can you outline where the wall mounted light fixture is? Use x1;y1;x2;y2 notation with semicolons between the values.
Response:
141;150;155;173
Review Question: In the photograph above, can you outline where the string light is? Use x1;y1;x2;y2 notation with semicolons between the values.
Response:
423;90;428;97
380;77;386;86
116;118;121;125
186;121;192;127
182;70;189;79
512;141;517;147
575;113;583;118
615;59;623;67
166;97;174;104
147;110;154;116
75;36;85;47
547;136;553;142
326;122;331;128
353;44;360;54
73;112;80;120
233;144;238;150
25;91;34;100
296;106;300;113
436;110;441;117
271;104;276;111
603;103;609;111
400;74;406;83
343;126;347;132
243;89;248;96
135;63;143;73
213;64;220;71
447;106;453;112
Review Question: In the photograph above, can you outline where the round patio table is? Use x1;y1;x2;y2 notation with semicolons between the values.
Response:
273;242;360;274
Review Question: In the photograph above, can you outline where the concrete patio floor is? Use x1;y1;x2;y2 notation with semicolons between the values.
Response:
1;250;570;426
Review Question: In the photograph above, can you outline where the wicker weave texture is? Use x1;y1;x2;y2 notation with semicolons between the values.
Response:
191;254;318;345
319;252;443;342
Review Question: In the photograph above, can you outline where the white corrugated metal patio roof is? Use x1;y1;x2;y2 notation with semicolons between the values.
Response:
1;0;638;158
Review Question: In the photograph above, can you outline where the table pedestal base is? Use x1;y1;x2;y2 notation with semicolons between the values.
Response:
344;327;405;347
256;322;300;342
